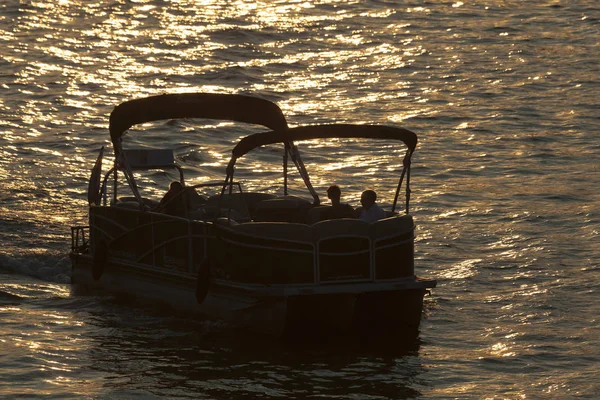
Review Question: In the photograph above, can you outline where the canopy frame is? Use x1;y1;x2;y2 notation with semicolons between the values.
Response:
104;93;318;206
224;124;418;213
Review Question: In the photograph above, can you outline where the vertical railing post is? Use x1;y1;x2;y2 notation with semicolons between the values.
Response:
373;239;377;281
314;241;320;285
370;238;375;282
188;220;194;274
203;223;207;266
150;213;155;267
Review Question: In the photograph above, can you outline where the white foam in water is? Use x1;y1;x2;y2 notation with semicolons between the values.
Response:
0;252;71;284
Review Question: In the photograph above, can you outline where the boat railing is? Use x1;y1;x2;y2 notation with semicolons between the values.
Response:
84;202;414;285
313;219;372;284
88;205;209;275
71;226;89;253
218;215;415;286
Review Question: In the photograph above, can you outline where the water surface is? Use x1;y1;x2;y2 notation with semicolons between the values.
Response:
1;1;599;398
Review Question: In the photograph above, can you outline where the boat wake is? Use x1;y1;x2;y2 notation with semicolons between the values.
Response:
0;252;71;284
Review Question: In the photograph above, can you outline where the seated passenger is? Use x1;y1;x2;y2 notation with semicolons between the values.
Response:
326;185;355;219
359;189;385;223
185;186;207;210
155;181;187;217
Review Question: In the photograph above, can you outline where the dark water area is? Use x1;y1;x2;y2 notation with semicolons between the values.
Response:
1;1;599;398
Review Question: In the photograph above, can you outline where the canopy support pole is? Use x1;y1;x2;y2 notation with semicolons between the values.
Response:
405;165;411;215
391;151;412;213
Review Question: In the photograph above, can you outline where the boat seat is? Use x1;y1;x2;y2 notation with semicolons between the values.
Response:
257;195;311;208
306;204;355;224
369;215;415;240
350;208;397;220
353;206;363;218
116;197;159;209
369;215;415;279
220;222;314;285
186;189;207;210
113;201;143;210
232;222;313;243
312;218;370;240
190;206;244;222
214;217;240;228
254;196;312;223
206;192;276;219
312;219;371;282
306;206;331;225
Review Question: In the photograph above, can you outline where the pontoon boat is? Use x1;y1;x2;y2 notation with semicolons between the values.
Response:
70;93;436;337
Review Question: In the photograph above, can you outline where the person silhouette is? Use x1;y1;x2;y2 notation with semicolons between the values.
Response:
326;185;354;219
156;181;186;217
359;189;385;223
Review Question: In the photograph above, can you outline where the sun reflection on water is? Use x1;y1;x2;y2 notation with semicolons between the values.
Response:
1;0;599;398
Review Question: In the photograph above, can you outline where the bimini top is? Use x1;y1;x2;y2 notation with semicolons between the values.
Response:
105;92;319;206
231;124;418;160
109;92;288;148
222;123;418;211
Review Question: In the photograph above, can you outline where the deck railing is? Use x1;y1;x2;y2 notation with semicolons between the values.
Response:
71;226;90;253
88;206;209;275
217;216;415;285
83;205;414;286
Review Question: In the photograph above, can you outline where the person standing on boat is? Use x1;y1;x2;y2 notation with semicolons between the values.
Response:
359;189;386;223
326;185;355;219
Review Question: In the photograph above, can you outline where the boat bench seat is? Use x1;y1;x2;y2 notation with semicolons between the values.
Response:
224;215;415;280
311;217;415;281
312;218;370;240
114;197;159;209
206;192;276;219
208;195;320;223
232;222;313;243
311;219;371;281
254;196;312;223
256;196;311;210
352;208;399;219
312;216;414;240
306;205;357;224
230;215;414;243
370;215;415;278
214;217;240;228
370;215;414;240
306;206;331;225
113;201;142;210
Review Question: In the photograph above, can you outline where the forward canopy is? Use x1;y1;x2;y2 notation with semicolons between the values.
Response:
109;93;289;148
231;124;418;159
105;92;319;206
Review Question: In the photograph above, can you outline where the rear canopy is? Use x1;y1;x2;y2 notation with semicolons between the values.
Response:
231;124;418;159
224;123;418;212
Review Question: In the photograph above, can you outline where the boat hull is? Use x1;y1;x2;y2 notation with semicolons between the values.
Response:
70;253;434;338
